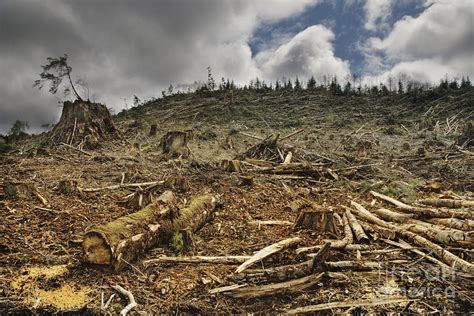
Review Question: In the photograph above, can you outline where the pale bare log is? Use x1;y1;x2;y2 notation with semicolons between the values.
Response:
235;237;302;273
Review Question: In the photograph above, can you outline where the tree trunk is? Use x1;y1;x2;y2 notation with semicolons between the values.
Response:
82;191;217;271
50;100;121;149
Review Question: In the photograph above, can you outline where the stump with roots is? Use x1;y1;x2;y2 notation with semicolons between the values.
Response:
159;130;193;159
49;100;121;149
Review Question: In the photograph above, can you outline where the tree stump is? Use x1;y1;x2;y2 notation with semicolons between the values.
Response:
57;180;78;195
122;190;154;211
221;159;242;173
3;181;36;200
159;130;193;159
164;176;190;192
149;124;158;137
50;100;121;149
294;210;336;234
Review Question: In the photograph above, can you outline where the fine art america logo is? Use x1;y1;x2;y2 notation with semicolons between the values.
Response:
375;261;458;299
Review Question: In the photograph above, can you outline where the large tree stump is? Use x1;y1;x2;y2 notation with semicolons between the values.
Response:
159;130;193;159
3;181;36;200
82;191;217;271
294;210;336;234
50;100;121;149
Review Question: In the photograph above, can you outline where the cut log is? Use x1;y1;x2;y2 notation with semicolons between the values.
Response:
294;210;336;233
50;100;121;149
345;209;369;244
159;130;193;159
426;218;474;231
226;272;324;298
237;243;330;283
371;207;472;247
83;191;217;271
298;244;369;254
417;198;474;209
235;237;302;273
370;191;473;219
283;151;293;164
350;201;474;274
143;255;251;265
286;297;414;314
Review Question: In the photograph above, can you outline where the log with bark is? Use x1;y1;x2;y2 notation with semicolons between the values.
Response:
426;218;474;231
143;255;251;266
236;243;330;283
345;209;369;244
371;207;472;247
82;191;217;271
370;191;473;219
350;201;474;274
417;198;474;209
224;272;325;299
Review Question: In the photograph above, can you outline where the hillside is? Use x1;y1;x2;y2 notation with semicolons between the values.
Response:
1;88;473;314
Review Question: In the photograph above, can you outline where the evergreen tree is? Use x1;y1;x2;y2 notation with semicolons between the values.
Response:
285;79;293;90
207;66;215;91
306;76;316;90
343;81;352;95
398;79;404;94
294;77;302;90
275;79;281;90
449;78;458;90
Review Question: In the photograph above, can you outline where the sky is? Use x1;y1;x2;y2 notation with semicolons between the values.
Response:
0;0;473;133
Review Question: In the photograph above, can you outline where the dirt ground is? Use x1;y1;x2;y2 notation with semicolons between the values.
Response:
1;90;473;314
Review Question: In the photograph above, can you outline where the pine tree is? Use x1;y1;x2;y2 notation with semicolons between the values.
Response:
343;81;351;95
294;77;301;90
398;79;404;94
207;66;215;91
306;76;316;90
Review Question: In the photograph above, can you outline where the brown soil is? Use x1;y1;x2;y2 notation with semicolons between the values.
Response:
1;89;472;314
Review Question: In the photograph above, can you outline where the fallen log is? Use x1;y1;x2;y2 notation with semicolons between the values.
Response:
226;272;324;298
237;243;330;283
323;260;408;270
370;191;473;219
417;198;474;209
81;180;164;192
143;255;251;266
235;237;302;273
350;201;474;274
250;220;294;227
345;209;369;244
83;191;217;271
298;244;370;254
426;218;474;231
371;208;472;247
286;297;414;314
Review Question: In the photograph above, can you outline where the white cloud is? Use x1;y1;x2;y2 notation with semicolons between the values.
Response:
255;25;351;81
364;0;474;83
0;0;324;131
364;0;394;31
